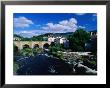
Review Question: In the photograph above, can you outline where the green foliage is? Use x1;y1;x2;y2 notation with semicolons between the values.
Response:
31;36;48;41
20;48;34;57
49;46;58;53
36;48;43;53
48;50;64;59
14;44;20;56
80;57;97;70
88;60;96;65
14;34;23;38
49;43;62;52
33;48;43;54
32;36;43;41
43;37;48;41
91;38;97;54
14;34;48;41
19;47;43;57
33;48;38;55
68;29;90;51
48;43;64;59
13;62;19;74
14;45;18;53
57;51;64;59
50;42;55;47
22;38;31;41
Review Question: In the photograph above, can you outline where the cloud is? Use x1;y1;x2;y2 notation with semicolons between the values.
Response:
14;17;78;37
14;16;34;28
16;30;50;38
78;26;86;29
42;18;78;33
92;13;97;21
75;13;86;15
15;30;36;38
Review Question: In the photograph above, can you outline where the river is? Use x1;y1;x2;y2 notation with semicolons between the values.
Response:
15;54;73;75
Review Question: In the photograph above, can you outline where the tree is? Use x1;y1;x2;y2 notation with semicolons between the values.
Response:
14;45;19;55
68;29;90;51
89;37;97;55
50;42;55;47
20;48;34;57
31;36;43;41
22;38;31;41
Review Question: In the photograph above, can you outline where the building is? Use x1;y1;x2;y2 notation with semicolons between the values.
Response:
60;37;66;44
48;35;69;48
48;36;55;43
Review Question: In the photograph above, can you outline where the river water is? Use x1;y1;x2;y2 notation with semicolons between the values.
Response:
15;54;73;75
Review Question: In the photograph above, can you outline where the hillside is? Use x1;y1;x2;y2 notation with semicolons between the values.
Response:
37;32;74;37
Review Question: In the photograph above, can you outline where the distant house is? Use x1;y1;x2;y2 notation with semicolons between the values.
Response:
48;36;55;43
60;37;66;44
54;38;60;44
90;30;97;38
47;34;70;49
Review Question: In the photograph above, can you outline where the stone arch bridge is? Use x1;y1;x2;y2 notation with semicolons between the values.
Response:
14;41;51;50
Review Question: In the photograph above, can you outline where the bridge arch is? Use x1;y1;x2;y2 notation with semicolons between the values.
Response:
14;41;50;50
33;44;39;48
23;44;30;49
14;45;19;52
43;43;50;49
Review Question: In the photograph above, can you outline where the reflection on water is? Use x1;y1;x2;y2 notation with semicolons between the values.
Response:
15;54;73;75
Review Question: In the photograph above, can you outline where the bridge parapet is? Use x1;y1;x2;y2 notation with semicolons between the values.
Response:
14;41;50;50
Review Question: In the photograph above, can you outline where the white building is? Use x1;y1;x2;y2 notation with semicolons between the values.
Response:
48;36;69;47
60;38;66;44
48;37;55;43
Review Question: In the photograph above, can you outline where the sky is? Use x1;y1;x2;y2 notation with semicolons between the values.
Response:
14;13;97;38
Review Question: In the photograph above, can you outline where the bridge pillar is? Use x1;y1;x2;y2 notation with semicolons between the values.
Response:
19;43;23;50
30;41;33;49
40;45;43;48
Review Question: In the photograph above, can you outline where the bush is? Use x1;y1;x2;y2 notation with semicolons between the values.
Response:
13;62;19;74
83;58;97;70
19;48;34;57
49;45;64;59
